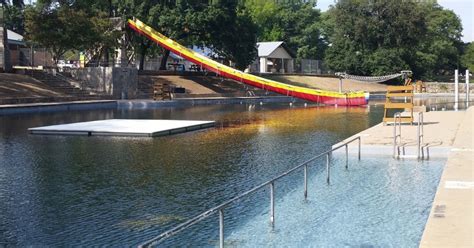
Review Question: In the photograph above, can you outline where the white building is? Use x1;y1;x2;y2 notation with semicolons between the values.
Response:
250;41;295;73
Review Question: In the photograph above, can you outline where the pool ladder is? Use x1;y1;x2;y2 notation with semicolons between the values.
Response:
393;112;427;160
138;137;362;248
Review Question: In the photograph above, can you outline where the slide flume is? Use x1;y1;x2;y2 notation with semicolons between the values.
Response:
128;18;368;106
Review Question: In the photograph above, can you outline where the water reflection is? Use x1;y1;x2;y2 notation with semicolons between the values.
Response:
0;103;382;246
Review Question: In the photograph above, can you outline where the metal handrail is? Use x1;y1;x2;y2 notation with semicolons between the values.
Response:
417;112;424;160
393;112;402;158
393;112;426;160
138;136;362;248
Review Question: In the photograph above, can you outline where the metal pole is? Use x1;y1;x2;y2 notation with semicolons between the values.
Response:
455;69;459;111
393;116;397;158
219;209;224;248
358;137;361;161
304;164;308;199
417;115;421;160
421;113;424;159
466;69;470;107
398;114;402;140
345;144;348;169
339;77;343;93
270;182;275;228
326;153;330;185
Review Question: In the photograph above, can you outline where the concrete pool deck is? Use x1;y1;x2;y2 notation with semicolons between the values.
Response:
336;107;473;247
0;96;298;114
0;100;117;114
420;107;473;248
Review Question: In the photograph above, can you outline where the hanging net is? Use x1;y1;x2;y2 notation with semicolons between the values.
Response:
337;72;402;83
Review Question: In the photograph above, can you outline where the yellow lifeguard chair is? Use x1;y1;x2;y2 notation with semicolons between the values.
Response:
383;85;414;124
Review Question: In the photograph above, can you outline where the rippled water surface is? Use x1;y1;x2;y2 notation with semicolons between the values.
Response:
226;155;445;248
0;102;441;246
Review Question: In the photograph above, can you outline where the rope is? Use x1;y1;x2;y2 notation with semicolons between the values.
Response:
337;72;402;83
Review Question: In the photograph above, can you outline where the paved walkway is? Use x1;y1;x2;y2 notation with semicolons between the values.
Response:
337;110;465;158
336;107;473;247
420;107;473;248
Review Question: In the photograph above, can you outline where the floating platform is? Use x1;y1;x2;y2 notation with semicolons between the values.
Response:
28;119;215;137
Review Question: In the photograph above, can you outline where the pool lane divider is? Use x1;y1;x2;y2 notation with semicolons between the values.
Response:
128;18;368;106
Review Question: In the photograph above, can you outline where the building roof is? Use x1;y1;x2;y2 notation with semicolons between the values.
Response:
7;29;26;46
257;41;295;58
257;42;283;57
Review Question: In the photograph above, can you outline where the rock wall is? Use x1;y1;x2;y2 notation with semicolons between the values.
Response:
425;82;474;94
71;67;137;99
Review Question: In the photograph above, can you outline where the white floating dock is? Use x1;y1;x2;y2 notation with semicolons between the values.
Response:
28;119;215;137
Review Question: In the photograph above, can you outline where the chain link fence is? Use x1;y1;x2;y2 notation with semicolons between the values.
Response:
297;59;330;74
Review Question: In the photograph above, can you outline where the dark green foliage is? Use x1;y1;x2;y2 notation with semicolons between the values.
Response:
114;0;257;70
24;1;120;64
323;0;463;79
245;0;325;60
461;42;474;72
3;5;24;34
10;0;470;76
201;2;257;69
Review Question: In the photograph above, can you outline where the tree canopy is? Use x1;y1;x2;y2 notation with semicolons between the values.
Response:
323;0;463;79
461;42;474;72
7;0;471;77
245;0;325;60
24;0;119;63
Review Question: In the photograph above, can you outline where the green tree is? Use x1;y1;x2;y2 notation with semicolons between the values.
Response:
116;0;257;70
461;42;474;72
323;0;463;78
202;2;257;69
245;0;325;60
324;0;426;75
416;2;463;77
24;1;118;64
1;0;26;34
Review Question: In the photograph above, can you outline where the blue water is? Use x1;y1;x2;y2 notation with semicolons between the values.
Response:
224;155;445;247
0;103;445;246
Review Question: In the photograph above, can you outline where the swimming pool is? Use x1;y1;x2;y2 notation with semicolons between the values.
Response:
224;155;445;247
0;102;444;246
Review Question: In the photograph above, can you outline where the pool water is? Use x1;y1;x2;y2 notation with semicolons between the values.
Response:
0;103;443;246
225;155;445;247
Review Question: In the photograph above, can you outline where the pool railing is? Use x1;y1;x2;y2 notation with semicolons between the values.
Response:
138;136;361;248
393;111;425;160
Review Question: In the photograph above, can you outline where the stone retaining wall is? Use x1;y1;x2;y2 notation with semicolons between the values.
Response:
71;67;138;99
425;82;473;94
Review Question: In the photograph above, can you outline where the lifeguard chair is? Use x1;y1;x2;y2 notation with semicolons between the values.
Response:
383;85;414;124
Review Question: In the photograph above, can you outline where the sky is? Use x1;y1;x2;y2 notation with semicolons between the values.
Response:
316;0;473;42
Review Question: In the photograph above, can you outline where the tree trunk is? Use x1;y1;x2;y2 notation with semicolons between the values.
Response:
139;43;148;71
103;47;109;67
159;49;170;70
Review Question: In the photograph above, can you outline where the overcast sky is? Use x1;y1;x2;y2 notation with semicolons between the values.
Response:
316;0;473;42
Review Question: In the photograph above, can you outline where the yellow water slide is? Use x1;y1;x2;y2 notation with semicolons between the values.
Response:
128;18;368;106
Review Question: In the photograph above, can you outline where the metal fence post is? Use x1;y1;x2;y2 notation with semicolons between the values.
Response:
455;69;459;111
467;69;470;107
